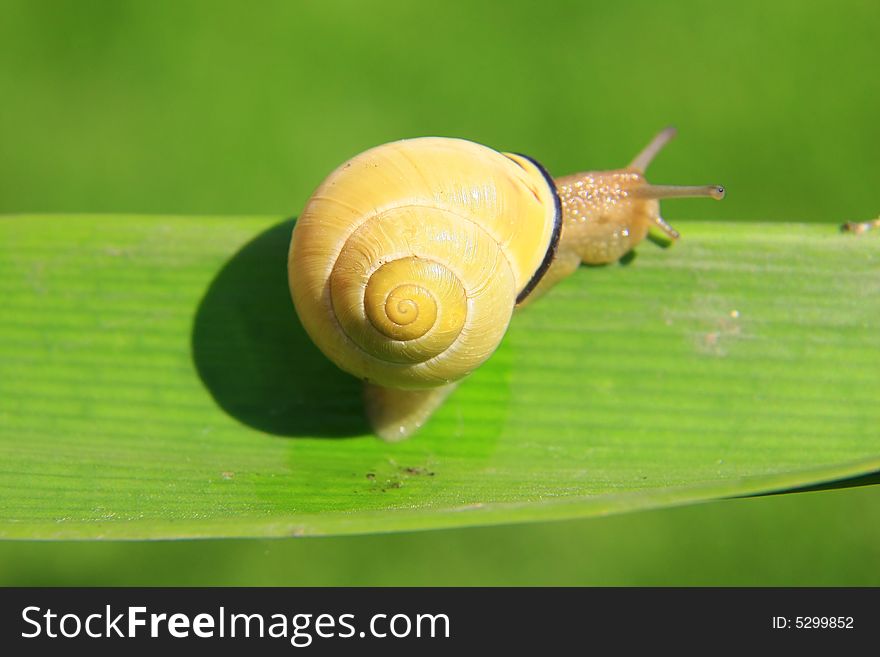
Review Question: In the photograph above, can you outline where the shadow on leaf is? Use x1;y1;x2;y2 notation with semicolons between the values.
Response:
191;218;369;437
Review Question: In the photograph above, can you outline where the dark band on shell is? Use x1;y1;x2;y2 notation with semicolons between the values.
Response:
511;153;563;305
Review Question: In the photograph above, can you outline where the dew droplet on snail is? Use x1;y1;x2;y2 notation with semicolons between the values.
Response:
287;127;725;440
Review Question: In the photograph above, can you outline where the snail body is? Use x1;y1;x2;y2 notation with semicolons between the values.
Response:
288;128;724;440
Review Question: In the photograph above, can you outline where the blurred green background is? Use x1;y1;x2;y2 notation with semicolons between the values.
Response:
1;0;878;585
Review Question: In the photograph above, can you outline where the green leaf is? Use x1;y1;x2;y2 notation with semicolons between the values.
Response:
1;215;878;540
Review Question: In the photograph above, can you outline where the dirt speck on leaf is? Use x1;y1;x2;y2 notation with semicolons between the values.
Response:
402;466;435;477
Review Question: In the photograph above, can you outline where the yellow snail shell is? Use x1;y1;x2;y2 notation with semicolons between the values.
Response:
289;138;560;389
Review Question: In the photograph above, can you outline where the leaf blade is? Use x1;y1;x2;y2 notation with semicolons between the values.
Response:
1;215;878;539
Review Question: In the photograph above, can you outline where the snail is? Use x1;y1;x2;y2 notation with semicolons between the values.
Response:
288;127;724;440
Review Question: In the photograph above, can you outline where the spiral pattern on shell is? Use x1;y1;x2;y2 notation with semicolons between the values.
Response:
362;258;463;345
328;205;516;382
